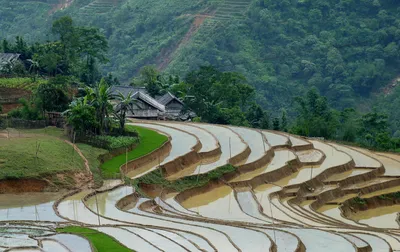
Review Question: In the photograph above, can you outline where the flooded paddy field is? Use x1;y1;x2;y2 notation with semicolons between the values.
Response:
2;122;400;251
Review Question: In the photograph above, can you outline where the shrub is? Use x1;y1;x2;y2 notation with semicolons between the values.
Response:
93;135;138;150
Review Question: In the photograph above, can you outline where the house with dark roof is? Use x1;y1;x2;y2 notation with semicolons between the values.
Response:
109;86;193;120
110;86;165;119
157;92;184;116
0;53;22;73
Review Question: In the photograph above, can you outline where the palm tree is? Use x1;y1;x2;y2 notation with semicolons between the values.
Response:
113;90;137;133
86;78;113;134
27;59;40;81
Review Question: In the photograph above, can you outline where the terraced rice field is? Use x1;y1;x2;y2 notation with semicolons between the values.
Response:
2;121;400;251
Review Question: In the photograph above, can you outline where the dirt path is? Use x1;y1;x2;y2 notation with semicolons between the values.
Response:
49;0;74;15
156;14;212;71
64;140;91;175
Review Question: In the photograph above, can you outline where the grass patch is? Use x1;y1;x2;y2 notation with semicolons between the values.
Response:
353;197;367;205
19;127;67;139
0;135;85;180
133;164;236;195
57;226;132;252
77;143;108;188
101;125;168;177
0;78;47;91
92;135;139;150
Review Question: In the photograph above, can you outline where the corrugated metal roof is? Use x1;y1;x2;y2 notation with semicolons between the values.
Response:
110;85;165;112
157;91;184;106
0;53;21;70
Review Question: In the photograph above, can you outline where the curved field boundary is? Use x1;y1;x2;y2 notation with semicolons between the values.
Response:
154;121;222;160
119;125;172;176
127;122;203;178
188;122;251;167
56;226;130;252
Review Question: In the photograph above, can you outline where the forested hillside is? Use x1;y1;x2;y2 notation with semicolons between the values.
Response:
1;0;400;126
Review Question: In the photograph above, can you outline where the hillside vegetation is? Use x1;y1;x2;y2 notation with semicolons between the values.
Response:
2;0;400;128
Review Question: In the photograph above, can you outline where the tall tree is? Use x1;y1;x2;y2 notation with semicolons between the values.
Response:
86;78;113;134
113;91;137;133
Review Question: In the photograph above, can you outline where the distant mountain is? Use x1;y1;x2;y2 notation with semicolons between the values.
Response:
2;0;400;122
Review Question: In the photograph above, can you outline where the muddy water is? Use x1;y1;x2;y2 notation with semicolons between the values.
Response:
136;197;274;252
96;227;160;251
158;122;218;153
123;226;187;252
350;233;391;252
262;131;288;147
46;234;92;252
145;201;274;251
174;231;214;252
296;201;338;225
0;193;63;222
254;184;287;220
352;147;400;176
235;190;272;223
305;184;337;197
181;185;263;223
254;227;300;252
362;185;400;198
344;177;396;190
296;149;323;163
329;194;358;203
57;190;119;225
329;228;400;251
230;149;296;182
330;143;381;168
278;227;356;252
340;233;368;249
229;126;267;163
324;169;372;182
318;204;362;226
288;141;352;185
283;134;310;148
269;197;304;225
0;234;38;247
130;123;198;178
280;198;327;227
150;229;201;252
190;124;246;174
348;205;400;229
89;186;274;251
41;240;69;252
158;194;198;216
85;187;237;251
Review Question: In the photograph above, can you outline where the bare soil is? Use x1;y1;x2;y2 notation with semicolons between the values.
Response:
156;14;212;71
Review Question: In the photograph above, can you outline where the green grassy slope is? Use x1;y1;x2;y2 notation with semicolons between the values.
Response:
101;125;168;177
0;134;85;179
57;226;132;252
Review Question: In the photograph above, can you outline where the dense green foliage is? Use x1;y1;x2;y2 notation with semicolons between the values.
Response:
101;125;168;177
93;135;138;149
2;2;400;149
2;1;400;115
57;226;132;252
0;78;47;90
291;88;400;151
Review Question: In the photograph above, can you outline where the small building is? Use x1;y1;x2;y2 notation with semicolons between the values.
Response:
109;86;193;120
110;86;165;120
0;53;22;73
157;92;184;116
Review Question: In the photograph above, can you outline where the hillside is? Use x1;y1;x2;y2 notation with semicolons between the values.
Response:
1;0;400;119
